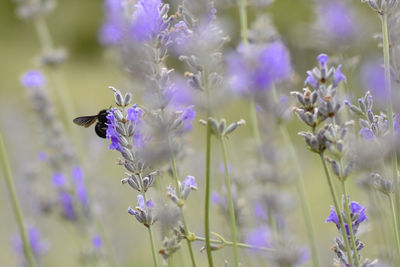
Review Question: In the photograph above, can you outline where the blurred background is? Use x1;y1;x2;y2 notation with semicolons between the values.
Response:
0;0;392;266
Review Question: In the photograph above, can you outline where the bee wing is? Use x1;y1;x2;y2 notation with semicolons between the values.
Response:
73;115;98;128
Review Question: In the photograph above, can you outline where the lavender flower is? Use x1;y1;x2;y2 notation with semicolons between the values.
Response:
227;42;291;94
98;0;125;46
128;194;156;227
21;70;46;88
130;0;163;42
12;226;49;261
245;226;271;248
326;198;367;264
73;166;89;208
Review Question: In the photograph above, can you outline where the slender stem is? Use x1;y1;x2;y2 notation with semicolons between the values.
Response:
0;132;37;267
381;13;400;224
278;124;319;267
238;0;248;45
389;193;400;260
138;174;158;267
170;153;197;267
341;181;361;267
204;122;214;267
319;153;355;267
194;236;274;252
249;100;262;156
220;137;239;267
147;227;158;267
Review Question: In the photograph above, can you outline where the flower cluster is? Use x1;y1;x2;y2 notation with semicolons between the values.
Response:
326;198;368;266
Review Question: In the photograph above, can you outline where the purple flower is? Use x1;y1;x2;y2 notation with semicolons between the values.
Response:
254;203;268;220
350;201;368;224
326;200;367;236
21;70;46;88
211;191;220;204
183;175;197;188
106;109;123;151
98;0;125;46
304;71;318;88
318;1;354;40
326;206;340;226
99;22;123;45
227;42;291;94
395;114;400;134
131;0;162;42
59;191;76;220
317;54;328;66
92;235;103;249
52;172;66;187
127;105;144;124
12;226;49;258
178;105;196;132
37;151;47;161
245;226;271;248
137;194;146;210
333;65;347;87
360;127;375;141
360;60;387;103
72;166;89;208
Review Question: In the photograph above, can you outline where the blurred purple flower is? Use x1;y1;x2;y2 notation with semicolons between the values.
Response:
131;0;162;42
245;226;271;248
21;70;46;88
326;206;339;225
227;42;291;94
361;60;387;103
59;191;76;220
178;105;196;132
92;235;103;250
360;127;375;141
52;172;66;187
98;0;125;46
73;167;89;208
99;22;123;46
12;226;49;258
318;1;354;40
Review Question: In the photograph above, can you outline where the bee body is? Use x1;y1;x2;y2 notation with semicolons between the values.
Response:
73;109;109;138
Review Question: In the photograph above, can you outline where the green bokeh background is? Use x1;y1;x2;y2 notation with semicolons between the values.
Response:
0;0;388;266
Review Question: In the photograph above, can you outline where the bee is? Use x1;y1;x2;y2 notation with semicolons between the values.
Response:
73;109;109;138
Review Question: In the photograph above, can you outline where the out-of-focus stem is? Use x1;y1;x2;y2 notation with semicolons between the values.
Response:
0;132;37;267
220;137;239;267
278;124;319;267
389;193;400;260
381;13;400;224
194;236;274;252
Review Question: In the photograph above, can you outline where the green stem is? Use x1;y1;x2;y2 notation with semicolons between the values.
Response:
220;137;239;267
238;0;248;45
147;227;158;267
204;122;214;267
0;132;37;267
389;193;400;260
279;125;319;267
381;13;400;225
319;153;355;267
341;181;360;267
194;236;274;252
170;153;197;267
138;174;158;267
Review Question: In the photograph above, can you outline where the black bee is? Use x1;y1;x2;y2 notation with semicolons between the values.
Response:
73;109;109;138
